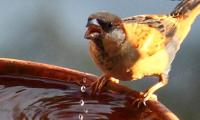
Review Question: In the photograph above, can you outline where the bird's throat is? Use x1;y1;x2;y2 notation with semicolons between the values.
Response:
92;38;105;53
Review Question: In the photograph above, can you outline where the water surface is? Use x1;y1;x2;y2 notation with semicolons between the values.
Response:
0;75;156;120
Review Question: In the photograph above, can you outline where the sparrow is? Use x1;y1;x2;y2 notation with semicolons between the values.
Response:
84;0;200;104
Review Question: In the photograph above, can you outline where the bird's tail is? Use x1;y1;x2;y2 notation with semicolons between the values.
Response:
171;0;200;20
170;0;200;43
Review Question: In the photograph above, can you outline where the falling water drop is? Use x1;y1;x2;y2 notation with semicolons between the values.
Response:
82;77;87;83
81;86;86;93
80;99;85;106
84;108;88;114
79;77;87;119
79;114;84;120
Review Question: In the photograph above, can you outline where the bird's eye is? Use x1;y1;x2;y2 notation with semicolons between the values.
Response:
96;19;114;32
107;22;113;28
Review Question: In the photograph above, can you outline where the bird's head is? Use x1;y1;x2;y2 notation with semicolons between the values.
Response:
85;12;126;52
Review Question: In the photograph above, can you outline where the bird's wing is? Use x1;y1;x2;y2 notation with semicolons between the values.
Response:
122;15;178;56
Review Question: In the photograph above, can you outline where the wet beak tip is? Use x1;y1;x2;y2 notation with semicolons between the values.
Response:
84;31;91;40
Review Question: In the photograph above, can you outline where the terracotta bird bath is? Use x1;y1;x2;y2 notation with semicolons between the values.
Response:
0;58;179;120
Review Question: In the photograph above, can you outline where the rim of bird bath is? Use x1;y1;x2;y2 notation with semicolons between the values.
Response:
0;58;179;120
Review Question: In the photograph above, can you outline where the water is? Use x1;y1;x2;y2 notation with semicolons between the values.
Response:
0;75;158;120
80;86;86;93
80;99;85;106
78;114;83;120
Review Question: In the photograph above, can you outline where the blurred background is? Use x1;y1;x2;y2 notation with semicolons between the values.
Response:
0;0;199;119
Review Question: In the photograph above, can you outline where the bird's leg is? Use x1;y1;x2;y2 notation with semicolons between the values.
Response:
90;75;110;96
143;74;168;102
134;74;168;107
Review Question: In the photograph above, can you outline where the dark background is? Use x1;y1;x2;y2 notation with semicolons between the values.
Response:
0;0;199;119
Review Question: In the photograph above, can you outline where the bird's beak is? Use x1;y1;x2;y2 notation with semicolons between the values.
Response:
84;19;102;40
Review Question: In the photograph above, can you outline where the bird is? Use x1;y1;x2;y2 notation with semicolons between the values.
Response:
84;0;200;104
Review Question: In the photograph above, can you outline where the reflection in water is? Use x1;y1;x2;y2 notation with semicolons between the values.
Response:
0;75;158;120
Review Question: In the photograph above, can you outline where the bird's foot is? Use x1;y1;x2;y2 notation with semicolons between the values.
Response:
132;92;157;108
90;75;108;96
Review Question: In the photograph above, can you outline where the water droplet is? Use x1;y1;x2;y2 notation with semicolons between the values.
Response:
81;86;86;93
79;114;84;120
82;78;87;83
84;108;88;114
80;99;84;106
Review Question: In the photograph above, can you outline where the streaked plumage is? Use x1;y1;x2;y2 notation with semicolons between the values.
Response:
85;0;200;103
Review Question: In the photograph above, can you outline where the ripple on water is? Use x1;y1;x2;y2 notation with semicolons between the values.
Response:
0;76;155;120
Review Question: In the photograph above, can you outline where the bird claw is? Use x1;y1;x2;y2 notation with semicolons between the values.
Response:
132;92;157;108
90;80;101;96
90;76;108;96
132;97;147;108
